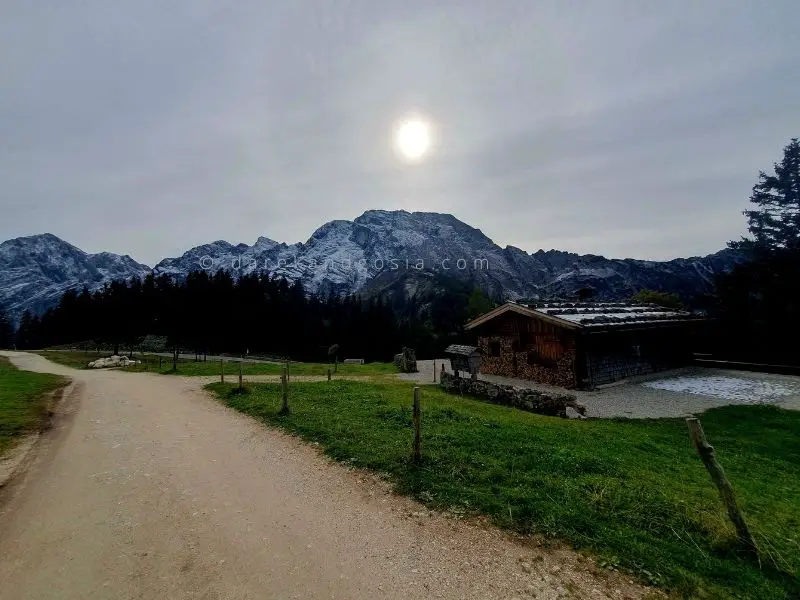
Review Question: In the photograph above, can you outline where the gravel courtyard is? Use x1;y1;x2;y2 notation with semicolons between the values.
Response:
405;360;800;419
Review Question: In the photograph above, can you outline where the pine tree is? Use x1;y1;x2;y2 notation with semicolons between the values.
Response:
0;305;14;349
730;138;800;253
16;310;40;350
466;287;494;319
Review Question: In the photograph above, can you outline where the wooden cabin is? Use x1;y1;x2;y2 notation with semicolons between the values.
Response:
465;302;705;390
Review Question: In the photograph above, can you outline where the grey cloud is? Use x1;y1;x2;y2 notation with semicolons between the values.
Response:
1;0;798;265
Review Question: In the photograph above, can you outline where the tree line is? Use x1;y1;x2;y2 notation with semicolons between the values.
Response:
4;270;491;361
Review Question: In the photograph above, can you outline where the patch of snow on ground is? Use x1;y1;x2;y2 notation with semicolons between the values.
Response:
643;376;797;402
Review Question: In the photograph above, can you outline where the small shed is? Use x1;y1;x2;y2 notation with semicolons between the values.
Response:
445;344;482;379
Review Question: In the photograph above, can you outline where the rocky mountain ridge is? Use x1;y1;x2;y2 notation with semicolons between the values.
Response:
0;211;741;320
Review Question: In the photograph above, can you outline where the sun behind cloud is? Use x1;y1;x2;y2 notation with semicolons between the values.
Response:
392;115;433;163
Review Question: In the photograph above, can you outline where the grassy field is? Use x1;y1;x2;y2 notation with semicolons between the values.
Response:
35;351;397;377
0;357;69;456
207;379;800;600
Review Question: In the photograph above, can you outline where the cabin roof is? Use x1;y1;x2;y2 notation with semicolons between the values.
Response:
464;301;703;331
444;344;480;356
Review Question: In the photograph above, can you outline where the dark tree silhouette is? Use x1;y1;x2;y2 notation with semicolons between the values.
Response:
0;305;14;349
22;270;481;361
730;138;800;254
708;137;800;364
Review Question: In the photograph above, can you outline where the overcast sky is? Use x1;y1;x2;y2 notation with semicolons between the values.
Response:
2;1;798;266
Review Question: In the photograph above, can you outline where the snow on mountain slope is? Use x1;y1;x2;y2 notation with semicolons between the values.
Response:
0;233;151;321
1;211;743;320
153;209;742;302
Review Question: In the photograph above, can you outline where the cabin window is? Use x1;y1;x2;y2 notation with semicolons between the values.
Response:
489;342;501;357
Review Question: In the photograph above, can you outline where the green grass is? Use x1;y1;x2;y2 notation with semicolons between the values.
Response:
34;350;101;369
0;357;69;455
207;379;800;600
35;350;397;377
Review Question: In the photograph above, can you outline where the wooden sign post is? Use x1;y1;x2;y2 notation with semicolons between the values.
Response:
279;365;290;415
412;387;421;463
220;359;224;384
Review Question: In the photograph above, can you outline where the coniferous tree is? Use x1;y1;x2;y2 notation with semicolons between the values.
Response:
711;137;800;364
0;305;14;349
730;137;800;254
16;310;41;350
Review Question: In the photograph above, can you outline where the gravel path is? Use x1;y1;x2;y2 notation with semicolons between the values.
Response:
578;368;800;419
0;352;651;600
395;358;452;384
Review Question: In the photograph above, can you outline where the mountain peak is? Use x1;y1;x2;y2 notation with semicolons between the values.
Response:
0;233;150;319
0;232;77;249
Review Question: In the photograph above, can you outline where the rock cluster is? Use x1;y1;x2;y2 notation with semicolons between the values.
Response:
87;355;141;369
439;371;586;419
394;347;417;373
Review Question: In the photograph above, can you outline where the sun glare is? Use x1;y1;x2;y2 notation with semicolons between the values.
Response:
393;116;432;162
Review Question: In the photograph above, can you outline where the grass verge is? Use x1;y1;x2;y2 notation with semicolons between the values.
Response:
0;357;69;455
35;350;397;377
207;379;800;600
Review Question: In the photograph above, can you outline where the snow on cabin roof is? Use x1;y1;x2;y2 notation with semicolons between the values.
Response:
529;302;696;327
444;344;480;356
464;301;702;331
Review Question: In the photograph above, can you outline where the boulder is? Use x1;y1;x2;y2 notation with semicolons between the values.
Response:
87;355;141;369
565;406;587;420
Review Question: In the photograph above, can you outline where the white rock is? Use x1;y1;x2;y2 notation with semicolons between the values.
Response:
565;406;586;420
87;355;141;369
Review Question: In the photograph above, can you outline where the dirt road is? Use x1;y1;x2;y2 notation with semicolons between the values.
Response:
0;352;649;600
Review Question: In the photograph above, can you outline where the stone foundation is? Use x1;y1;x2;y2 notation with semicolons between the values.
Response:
439;371;586;418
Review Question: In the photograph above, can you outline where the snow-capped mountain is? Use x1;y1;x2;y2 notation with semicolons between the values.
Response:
1;211;742;320
153;210;741;302
0;233;151;320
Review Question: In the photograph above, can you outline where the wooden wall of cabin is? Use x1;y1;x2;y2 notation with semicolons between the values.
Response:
476;313;578;389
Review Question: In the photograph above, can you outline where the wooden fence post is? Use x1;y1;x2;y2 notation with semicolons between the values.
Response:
285;361;290;382
238;358;243;392
433;360;436;383
159;357;163;370
327;368;331;381
220;359;224;384
412;386;421;463
686;418;758;557
279;365;290;415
